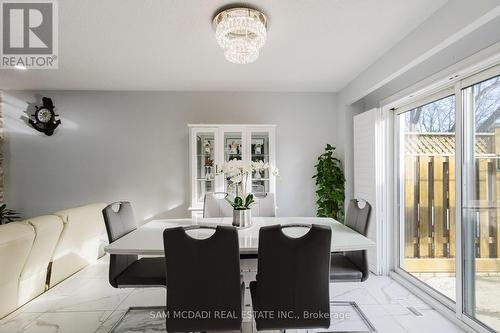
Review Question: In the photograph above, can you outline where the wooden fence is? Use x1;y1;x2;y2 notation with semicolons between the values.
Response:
403;133;500;273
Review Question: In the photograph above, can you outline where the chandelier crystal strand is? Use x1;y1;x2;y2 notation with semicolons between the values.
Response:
214;8;267;64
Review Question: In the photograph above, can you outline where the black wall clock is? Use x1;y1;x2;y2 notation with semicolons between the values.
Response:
29;97;61;136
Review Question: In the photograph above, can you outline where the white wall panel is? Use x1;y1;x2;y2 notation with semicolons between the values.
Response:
354;109;379;273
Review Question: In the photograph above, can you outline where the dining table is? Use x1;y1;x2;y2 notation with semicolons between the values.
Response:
104;216;375;256
103;216;377;328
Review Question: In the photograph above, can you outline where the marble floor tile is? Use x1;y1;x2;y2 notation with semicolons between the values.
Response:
75;260;109;280
43;273;94;297
17;294;68;313
353;302;464;333
379;303;414;316
391;309;464;333
21;311;113;333
0;256;469;333
116;288;166;310
0;308;24;324
0;312;42;333
53;281;132;312
13;271;93;314
95;311;126;333
356;303;391;318
328;303;376;332
109;308;164;333
330;283;379;305
361;313;411;333
362;276;431;309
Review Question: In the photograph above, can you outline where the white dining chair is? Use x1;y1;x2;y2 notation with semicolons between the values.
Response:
203;192;233;218
251;193;276;217
203;192;276;218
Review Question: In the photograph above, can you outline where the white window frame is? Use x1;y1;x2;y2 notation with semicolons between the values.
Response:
385;54;500;333
393;86;458;312
459;63;500;333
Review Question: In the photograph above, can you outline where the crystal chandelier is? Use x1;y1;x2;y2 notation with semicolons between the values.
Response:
213;7;267;64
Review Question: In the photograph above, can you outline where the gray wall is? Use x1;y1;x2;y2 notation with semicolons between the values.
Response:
3;91;338;221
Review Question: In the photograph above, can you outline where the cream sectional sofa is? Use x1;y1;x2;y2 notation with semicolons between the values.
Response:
50;203;107;287
0;203;107;319
0;223;35;319
18;215;63;305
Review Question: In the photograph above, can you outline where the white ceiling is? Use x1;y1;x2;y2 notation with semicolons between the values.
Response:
0;0;448;92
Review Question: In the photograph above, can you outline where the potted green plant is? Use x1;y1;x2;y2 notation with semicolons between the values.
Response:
313;144;345;222
218;160;279;227
0;203;21;225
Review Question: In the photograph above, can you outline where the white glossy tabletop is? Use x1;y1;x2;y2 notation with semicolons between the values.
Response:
104;217;375;255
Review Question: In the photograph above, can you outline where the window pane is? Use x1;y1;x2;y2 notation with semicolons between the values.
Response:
462;73;500;331
398;95;456;301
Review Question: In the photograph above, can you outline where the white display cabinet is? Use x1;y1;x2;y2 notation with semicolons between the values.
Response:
188;124;277;218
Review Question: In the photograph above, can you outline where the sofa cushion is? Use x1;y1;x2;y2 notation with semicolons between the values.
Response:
50;203;106;287
18;215;63;305
0;222;35;319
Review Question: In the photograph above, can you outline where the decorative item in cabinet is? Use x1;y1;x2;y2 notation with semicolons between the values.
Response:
252;138;264;156
225;137;242;160
251;135;269;192
203;139;212;154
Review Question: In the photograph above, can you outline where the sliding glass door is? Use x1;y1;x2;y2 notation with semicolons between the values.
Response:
395;63;500;332
396;93;457;302
462;70;500;331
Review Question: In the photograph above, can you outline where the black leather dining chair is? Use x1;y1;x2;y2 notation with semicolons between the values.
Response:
249;224;332;331
163;225;243;332
330;199;372;282
102;202;166;288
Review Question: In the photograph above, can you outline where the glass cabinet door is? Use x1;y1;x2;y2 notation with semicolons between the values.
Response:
194;131;216;205
251;131;271;194
190;125;276;215
222;130;244;196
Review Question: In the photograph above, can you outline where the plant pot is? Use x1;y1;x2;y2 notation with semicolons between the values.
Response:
233;209;251;228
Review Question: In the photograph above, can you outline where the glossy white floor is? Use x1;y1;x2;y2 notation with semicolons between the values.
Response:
0;256;465;333
418;274;500;331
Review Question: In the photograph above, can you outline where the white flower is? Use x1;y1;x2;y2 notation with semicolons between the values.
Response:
216;160;279;198
251;160;270;172
230;174;243;184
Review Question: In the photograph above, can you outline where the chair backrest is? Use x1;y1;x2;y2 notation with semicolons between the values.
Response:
102;202;137;242
345;199;372;282
251;193;276;217
102;202;138;288
255;224;332;330
203;193;233;218
345;199;371;236
163;225;242;332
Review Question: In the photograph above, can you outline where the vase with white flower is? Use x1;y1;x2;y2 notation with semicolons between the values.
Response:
217;159;279;227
